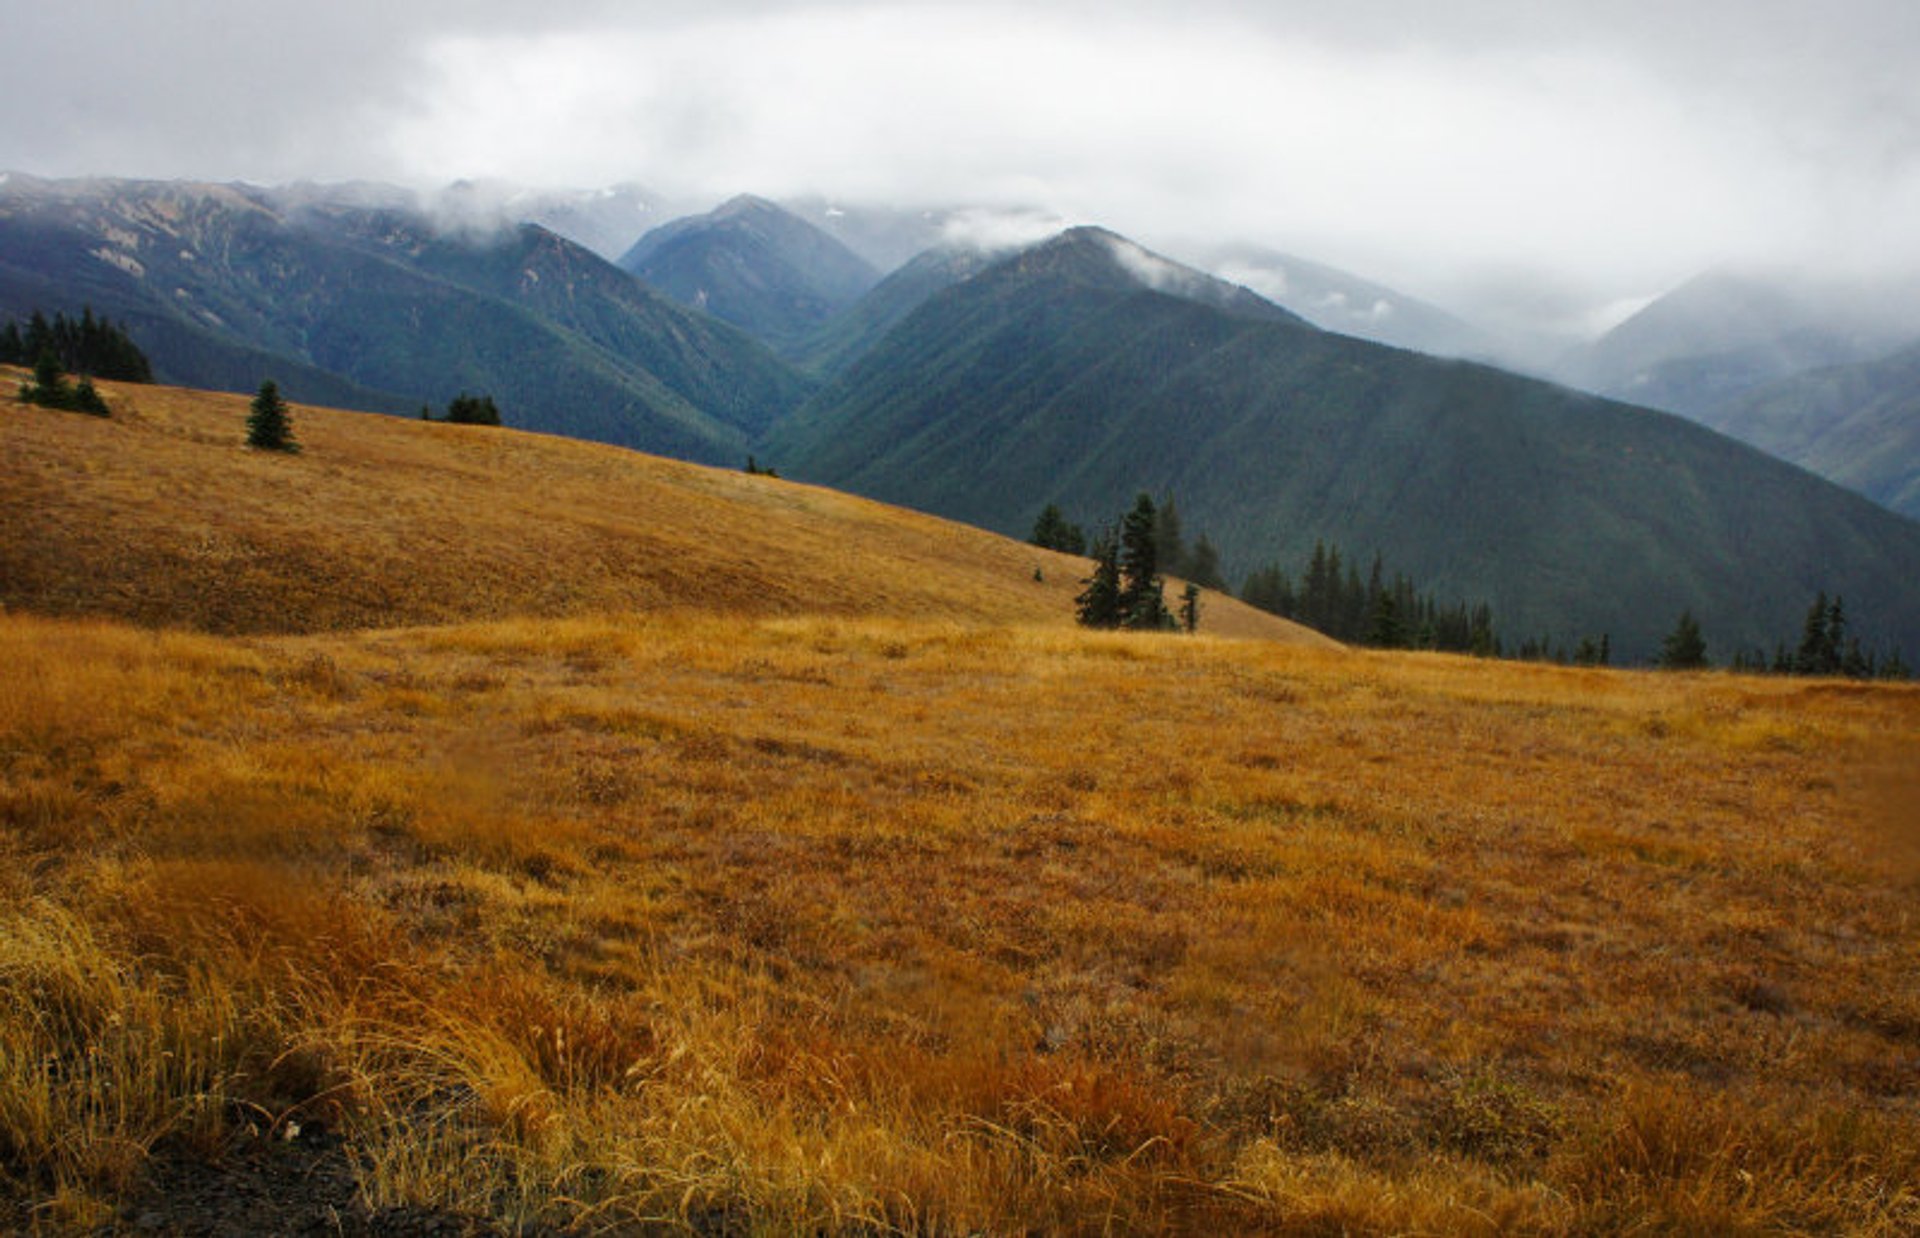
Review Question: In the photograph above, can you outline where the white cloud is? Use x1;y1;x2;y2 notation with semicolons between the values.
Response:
4;0;1920;329
939;208;1076;254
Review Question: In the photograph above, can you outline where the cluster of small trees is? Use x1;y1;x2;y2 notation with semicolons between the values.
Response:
0;308;152;383
1723;592;1910;679
1654;596;1910;677
1241;542;1503;655
17;353;111;415
1071;494;1201;632
419;392;503;426
1032;495;1227;593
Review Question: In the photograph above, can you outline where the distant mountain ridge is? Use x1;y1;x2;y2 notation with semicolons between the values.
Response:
1196;244;1506;362
1702;340;1920;520
0;174;810;461
618;194;882;358
1558;267;1920;416
766;227;1920;661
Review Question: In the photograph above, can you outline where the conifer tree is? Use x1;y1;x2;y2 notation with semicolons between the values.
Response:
1796;591;1835;674
246;380;299;452
71;376;109;416
1179;582;1202;634
19;350;77;410
1154;494;1186;577
1659;609;1708;669
1185;533;1227;591
1118;493;1170;629
1366;587;1403;648
1030;503;1086;555
1075;529;1122;628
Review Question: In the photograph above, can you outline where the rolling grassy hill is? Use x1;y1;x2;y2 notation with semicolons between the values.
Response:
0;371;1301;642
4;371;1919;1233
765;229;1920;663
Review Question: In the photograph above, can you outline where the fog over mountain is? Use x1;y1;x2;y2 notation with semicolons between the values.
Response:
6;0;1920;338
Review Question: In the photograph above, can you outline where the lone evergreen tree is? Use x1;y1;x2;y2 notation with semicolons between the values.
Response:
1659;609;1708;669
1075;529;1122;628
246;380;299;452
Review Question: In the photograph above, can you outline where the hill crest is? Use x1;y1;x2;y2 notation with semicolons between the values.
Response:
0;370;1318;644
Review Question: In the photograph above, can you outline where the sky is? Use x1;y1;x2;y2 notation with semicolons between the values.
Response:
5;0;1919;337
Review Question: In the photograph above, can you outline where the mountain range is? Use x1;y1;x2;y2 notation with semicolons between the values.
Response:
1556;268;1920;417
6;173;1920;661
764;226;1920;661
616;194;881;358
0;174;807;462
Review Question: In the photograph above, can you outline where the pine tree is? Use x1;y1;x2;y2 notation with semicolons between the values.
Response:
1179;582;1202;634
71;376;109;416
1075;529;1122;628
1469;603;1498;658
1239;564;1293;617
1154;494;1186;578
246;380;299;452
1030;503;1086;555
1659;609;1708;669
1795;591;1834;674
1118;493;1170;630
1184;533;1227;591
1365;587;1404;648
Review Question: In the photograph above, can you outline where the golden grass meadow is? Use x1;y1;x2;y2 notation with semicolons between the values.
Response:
3;378;1919;1233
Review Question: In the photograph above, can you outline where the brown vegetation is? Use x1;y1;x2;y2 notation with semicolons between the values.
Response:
2;376;1918;1232
0;371;1311;642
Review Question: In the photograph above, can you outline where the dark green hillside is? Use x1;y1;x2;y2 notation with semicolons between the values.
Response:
617;195;882;356
790;245;999;378
765;230;1920;661
0;177;811;461
1703;340;1920;520
299;208;813;440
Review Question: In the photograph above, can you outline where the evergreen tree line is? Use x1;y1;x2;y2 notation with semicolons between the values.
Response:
1071;494;1201;633
1241;541;1507;655
1721;592;1910;679
0;308;152;383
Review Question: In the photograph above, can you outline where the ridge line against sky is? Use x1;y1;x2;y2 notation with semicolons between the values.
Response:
4;0;1918;336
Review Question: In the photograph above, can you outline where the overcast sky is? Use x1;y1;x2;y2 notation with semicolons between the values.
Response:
6;1;1918;334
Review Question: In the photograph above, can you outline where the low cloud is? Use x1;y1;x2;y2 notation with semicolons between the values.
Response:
4;1;1920;330
938;208;1076;255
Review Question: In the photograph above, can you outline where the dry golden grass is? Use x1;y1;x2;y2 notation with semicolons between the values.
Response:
3;605;1917;1233
0;371;1316;643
